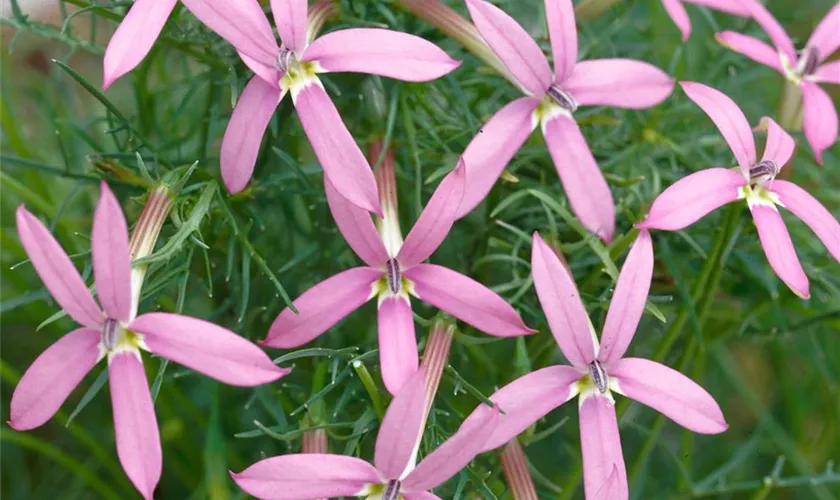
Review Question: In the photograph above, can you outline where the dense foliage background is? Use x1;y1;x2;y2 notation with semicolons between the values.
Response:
1;0;839;498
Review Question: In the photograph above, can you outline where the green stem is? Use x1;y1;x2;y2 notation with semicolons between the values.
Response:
778;80;804;132
353;360;386;420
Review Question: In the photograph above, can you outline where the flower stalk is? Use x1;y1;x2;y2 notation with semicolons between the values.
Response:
128;184;174;318
306;0;339;44
420;319;455;421
500;439;539;500
778;79;804;131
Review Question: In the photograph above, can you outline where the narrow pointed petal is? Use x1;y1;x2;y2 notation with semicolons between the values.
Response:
579;395;628;500
761;116;796;167
16;206;102;328
770;180;840;264
744;0;796;63
813;60;840;84
543;115;615;242
611;357;728;434
544;0;577;81
92;182;132;322
181;0;278;66
465;0;552;96
102;0;177;89
801;81;838;164
239;51;282;86
302;29;461;82
715;31;784;74
375;368;427;480
403;406;500;491
405;264;534;337
661;0;691;42
750;204;810;298
598;230;653;364
9;328;101;431
562;59;674;109
378;296;419;396
680;82;756;175
221;77;283;194
688;0;750;16
807;2;840;64
403;493;442;500
325;177;389;267
398;160;465;268
456;97;540;218
271;0;307;53
592;465;621;500
637;168;746;231
109;352;161;500
231;454;381;500
293;82;382;215
531;233;598;367
264;267;381;348
466;367;581;452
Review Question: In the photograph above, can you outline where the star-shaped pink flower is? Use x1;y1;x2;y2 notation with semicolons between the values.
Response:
638;82;840;299
660;0;749;42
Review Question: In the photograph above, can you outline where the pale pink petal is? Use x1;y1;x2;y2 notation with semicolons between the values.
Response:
750;204;810;299
637;168;747;231
375;367;427;480
591;465;621;500
109;352;161;500
686;0;750;16
181;0;278;66
579;395;628;500
403;406;499;491
543;115;615;241
9;328;101;431
398;160;465;268
531;233;597;367
743;0;796;62
465;0;552;96
770;180;840;264
661;0;691;42
715;31;784;74
403;492;442;500
405;264;534;337
325;177;389;268
293;82;382;215
456;97;540;218
561;59;674;109
221;77;283;194
378;296;419;396
544;0;577;81
264;267;381;348
271;0;307;53
239;51;281;86
813;60;840;84
16;206;102;328
611;357;727;434
302;29;461;82
598;230;653;364
680;81;756;175
801;81;838;164
760;116;796;167
231;454;381;500
807;2;840;64
102;0;177;89
92;182;132;322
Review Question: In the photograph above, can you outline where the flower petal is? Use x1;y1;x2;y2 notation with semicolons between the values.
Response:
264;267;381;348
92;182;132;322
398;160;465;268
807;1;840;64
325;177;389;268
743;0;796;63
9;328;101;431
579;395;628;500
221;77;284;194
688;0;750;16
456;97;540;218
770;180;840;264
561;59;674;109
544;0;577;82
109;352;161;500
465;0;552;96
293;82;382;215
680;81;756;176
591;465;621;500
661;0;691;42
378;296;419;396
813;60;840;85
231;454;381;500
637;168;746;231
405;264;534;337
403;492;442;500
271;0;307;53
375;367;427;480
598;230;653;364
760;116;796;167
610;357;728;434
181;0;278;66
543;115;615;242
715;31;784;74
801;81;838;165
302;28;461;82
102;0;177;89
16;206;102;328
749;203;810;299
531;233;598;367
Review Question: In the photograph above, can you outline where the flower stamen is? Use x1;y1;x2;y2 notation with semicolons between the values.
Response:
796;47;820;77
382;480;401;500
589;360;609;394
749;160;780;186
386;259;401;295
547;85;578;113
276;47;294;73
101;318;120;351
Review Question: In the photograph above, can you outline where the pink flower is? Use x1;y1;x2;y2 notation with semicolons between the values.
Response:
660;0;749;42
264;159;534;395
10;183;289;499
182;0;460;212
638;82;840;299
716;0;840;162
457;230;728;500
455;0;674;241
231;368;499;500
